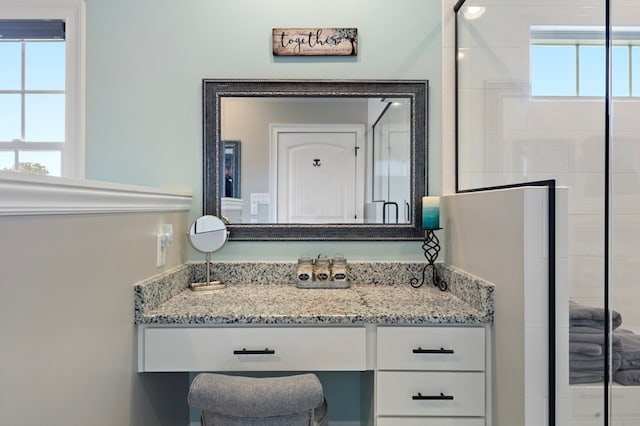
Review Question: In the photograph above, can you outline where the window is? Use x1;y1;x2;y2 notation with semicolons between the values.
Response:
0;2;85;178
530;26;640;98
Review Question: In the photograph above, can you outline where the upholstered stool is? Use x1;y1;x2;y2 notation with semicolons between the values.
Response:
188;373;328;426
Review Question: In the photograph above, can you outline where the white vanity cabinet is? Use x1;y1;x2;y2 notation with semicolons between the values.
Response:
375;326;487;426
139;324;490;425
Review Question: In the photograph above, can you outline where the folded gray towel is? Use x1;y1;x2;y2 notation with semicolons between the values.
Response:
570;326;605;337
570;341;602;356
614;369;640;385
570;325;606;335
569;301;622;329
569;332;622;356
569;352;621;372
570;372;604;385
570;330;622;346
572;319;623;329
614;329;640;370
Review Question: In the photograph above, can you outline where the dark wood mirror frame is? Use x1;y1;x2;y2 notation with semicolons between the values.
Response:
203;79;428;241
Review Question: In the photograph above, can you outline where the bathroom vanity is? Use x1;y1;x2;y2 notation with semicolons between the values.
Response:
135;262;494;425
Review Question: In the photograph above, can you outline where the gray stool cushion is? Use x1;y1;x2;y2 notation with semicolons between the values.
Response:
188;373;328;426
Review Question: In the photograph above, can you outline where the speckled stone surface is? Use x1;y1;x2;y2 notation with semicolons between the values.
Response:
133;264;193;324
134;261;494;325
439;263;495;321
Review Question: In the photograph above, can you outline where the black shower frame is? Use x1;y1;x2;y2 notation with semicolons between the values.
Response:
453;1;613;425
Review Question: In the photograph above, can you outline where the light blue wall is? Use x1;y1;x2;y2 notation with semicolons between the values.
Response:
85;0;442;260
84;4;443;421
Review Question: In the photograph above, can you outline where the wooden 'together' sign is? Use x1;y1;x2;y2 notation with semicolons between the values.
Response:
272;28;358;56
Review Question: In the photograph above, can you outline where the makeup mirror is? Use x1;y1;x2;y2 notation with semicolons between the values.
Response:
188;215;228;290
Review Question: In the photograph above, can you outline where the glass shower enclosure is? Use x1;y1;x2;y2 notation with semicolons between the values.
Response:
455;0;640;424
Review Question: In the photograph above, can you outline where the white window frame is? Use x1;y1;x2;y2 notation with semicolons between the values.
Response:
1;0;86;178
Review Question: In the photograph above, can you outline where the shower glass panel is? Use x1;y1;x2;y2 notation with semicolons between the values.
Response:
456;0;609;424
610;1;640;423
372;100;411;223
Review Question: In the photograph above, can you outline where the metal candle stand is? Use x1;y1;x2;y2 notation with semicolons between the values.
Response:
410;228;447;291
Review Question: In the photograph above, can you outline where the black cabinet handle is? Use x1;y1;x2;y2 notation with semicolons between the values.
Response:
412;347;454;354
233;348;275;355
412;392;454;400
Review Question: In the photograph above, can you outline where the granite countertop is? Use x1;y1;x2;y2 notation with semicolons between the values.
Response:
135;262;494;326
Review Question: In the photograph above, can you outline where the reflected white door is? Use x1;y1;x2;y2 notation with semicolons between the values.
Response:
275;128;363;223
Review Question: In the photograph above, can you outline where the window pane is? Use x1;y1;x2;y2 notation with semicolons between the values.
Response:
18;150;61;176
531;45;577;96
25;94;65;142
579;46;605;96
0;42;21;90
0;151;15;170
632;47;640;97
0;94;21;141
25;41;65;90
612;46;630;97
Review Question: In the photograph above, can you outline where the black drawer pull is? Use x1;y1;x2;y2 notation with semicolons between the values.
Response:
412;347;454;354
412;392;454;401
233;348;275;355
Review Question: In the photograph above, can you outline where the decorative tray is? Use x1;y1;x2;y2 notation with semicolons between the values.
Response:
296;280;351;289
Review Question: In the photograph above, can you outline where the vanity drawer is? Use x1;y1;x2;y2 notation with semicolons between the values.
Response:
142;326;366;372
376;371;485;417
377;326;485;371
377;418;484;426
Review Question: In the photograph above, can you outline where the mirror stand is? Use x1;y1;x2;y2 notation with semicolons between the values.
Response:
190;252;226;291
187;215;229;291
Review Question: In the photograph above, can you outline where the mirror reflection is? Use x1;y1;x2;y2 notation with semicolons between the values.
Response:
203;80;427;241
221;97;411;225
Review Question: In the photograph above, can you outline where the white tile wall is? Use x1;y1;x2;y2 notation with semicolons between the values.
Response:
567;173;604;214
612;173;640;214
569;133;606;173
568;215;605;257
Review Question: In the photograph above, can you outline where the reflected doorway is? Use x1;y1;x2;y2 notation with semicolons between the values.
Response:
272;124;365;223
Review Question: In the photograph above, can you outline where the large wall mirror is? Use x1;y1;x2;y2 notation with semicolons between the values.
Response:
203;79;428;240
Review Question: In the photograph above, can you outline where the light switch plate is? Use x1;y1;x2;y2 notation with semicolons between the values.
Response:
156;234;166;267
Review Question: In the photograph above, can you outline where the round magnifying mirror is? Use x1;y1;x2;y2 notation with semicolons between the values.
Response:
188;215;228;290
188;215;228;253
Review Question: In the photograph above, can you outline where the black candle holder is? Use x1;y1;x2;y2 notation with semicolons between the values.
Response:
410;228;447;291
